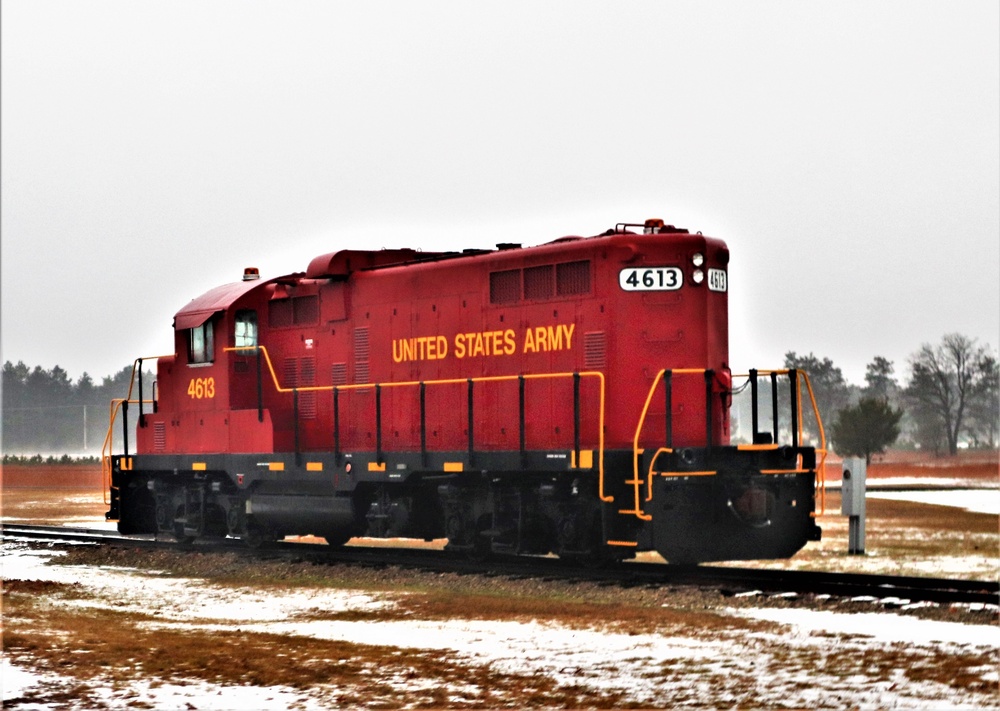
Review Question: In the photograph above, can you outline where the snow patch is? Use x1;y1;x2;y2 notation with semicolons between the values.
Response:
866;489;1000;515
731;606;1000;648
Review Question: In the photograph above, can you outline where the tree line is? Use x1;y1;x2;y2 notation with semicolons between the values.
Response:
785;333;998;463
1;332;997;458
1;362;138;454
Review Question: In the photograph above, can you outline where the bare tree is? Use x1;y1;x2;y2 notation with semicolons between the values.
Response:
965;354;999;448
905;334;997;455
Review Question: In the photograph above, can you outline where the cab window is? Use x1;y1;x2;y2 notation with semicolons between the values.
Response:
235;310;258;348
189;321;214;364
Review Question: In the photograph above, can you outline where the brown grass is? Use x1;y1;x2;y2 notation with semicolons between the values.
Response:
0;486;106;524
2;461;997;580
4;574;995;707
3;457;997;706
717;490;999;581
1;579;645;708
0;463;103;488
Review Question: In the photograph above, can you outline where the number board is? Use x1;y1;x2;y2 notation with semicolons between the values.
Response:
187;377;216;399
707;268;727;292
619;267;683;291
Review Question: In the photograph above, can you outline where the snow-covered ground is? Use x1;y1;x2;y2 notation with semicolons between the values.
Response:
866;488;999;515
2;539;997;709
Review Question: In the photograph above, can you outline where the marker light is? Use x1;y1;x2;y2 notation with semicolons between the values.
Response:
692;269;705;284
692;253;704;267
644;218;665;234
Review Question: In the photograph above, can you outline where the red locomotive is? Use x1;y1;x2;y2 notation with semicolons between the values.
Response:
105;218;825;563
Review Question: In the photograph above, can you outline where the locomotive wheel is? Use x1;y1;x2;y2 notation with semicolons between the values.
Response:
243;525;279;549
466;534;491;562
556;503;620;567
467;514;493;562
563;545;620;569
321;530;352;547
173;505;195;545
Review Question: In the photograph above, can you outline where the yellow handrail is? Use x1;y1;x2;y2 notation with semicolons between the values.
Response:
227;345;608;487
106;347;608;497
626;368;708;520
628;368;829;520
797;371;828;514
102;355;173;505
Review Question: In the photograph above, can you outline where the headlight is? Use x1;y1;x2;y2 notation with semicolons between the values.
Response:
692;269;705;284
692;253;704;267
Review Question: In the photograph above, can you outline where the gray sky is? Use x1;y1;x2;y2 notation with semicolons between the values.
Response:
2;0;998;386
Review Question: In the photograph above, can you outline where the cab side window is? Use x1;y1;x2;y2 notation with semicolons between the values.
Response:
235;310;258;348
189;321;214;364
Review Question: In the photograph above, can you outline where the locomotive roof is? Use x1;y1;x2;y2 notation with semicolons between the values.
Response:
174;222;700;329
305;247;492;278
174;279;265;329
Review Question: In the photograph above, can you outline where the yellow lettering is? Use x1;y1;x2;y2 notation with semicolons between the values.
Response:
393;335;452;362
187;377;216;399
523;328;536;353
504;329;516;355
547;325;562;351
396;329;550;361
535;326;549;351
522;324;575;354
561;323;575;349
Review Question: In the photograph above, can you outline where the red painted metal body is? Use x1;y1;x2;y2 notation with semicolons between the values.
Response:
137;228;731;459
113;220;820;563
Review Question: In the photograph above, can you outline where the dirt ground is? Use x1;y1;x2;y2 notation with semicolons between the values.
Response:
1;453;997;708
1;451;997;580
0;463;104;489
826;448;999;482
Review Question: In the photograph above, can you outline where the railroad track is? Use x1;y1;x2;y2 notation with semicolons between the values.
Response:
640;565;1000;606
3;524;997;607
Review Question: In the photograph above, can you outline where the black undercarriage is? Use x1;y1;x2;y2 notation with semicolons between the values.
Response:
108;446;821;564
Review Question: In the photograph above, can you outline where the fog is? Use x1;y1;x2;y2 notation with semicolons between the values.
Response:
2;0;998;385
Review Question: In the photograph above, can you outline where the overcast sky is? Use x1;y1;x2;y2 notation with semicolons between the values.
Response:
2;0;998;386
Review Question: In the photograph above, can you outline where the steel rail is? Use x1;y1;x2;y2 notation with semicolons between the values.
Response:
4;525;996;607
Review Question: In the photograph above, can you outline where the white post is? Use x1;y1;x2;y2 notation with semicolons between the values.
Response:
841;457;867;555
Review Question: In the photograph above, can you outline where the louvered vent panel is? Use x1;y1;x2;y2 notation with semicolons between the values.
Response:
299;356;316;419
556;260;591;296
489;270;520;304
523;265;554;300
283;358;298;387
154;422;166;452
354;327;371;384
293;295;319;325
584;331;607;370
331;362;348;386
269;299;293;327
